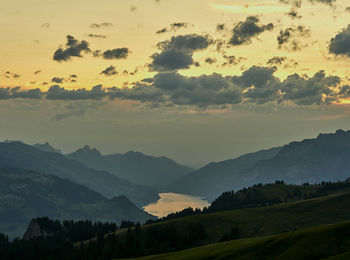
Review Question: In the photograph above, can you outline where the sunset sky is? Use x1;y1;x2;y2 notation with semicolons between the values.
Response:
1;0;350;167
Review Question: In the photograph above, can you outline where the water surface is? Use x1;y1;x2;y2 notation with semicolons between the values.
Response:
143;192;209;218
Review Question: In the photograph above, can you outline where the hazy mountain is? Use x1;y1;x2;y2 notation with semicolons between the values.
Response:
33;142;61;154
0;167;155;239
0;141;159;207
66;146;192;188
167;147;280;201
169;129;350;201
236;129;350;187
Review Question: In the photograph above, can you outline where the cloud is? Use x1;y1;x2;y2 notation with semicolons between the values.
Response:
267;56;298;69
0;87;43;100
329;25;350;57
130;5;137;12
34;70;42;75
90;22;113;29
100;65;117;76
277;25;310;51
0;66;343;108
52;77;64;83
205;57;217;64
280;0;335;7
102;48;130;59
221;55;245;66
280;71;340;105
229;16;273;46
156;22;189;34
5;71;21;79
46;85;107;100
52;101;105;121
53;35;90;62
87;34;107;38
149;34;213;71
41;22;50;28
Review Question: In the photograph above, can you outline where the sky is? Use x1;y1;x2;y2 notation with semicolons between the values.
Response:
1;0;350;167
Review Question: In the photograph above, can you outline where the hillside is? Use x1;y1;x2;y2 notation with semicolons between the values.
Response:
132;220;350;260
0;167;155;239
168;129;350;201
167;147;280;201
76;185;350;259
66;146;192;188
0;141;158;207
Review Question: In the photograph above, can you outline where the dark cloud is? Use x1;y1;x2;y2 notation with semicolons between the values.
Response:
34;70;42;75
130;5;137;12
90;23;113;29
229;16;274;46
52;77;64;83
156;22;188;34
53;35;90;62
216;24;225;31
149;34;213;71
277;25;310;51
280;71;340;105
346;7;350;12
46;85;106;100
0;66;343;108
150;49;194;71
267;56;287;65
102;48;130;59
205;57;217;64
87;34;107;38
5;71;21;79
221;55;245;67
0;87;43;100
100;65;117;76
329;25;350;57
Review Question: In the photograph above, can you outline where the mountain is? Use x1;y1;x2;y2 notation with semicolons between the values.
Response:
0;141;159;207
168;129;350;201
66;146;192;188
234;129;350;189
0;167;155;239
167;147;280;201
33;142;61;154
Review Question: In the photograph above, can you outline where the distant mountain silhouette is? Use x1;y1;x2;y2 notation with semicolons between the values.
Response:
0;167;155;239
168;129;350;201
167;147;280;201
33;142;61;154
0;141;159;207
66;146;192;188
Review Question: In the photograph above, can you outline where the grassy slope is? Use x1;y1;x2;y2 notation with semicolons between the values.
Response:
80;188;350;248
130;220;350;260
138;190;350;243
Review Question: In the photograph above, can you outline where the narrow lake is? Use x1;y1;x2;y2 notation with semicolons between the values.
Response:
143;192;210;218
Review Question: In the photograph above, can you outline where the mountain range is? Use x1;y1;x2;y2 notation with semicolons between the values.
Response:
0;167;155;239
66;145;192;188
0;141;158;207
168;129;350;201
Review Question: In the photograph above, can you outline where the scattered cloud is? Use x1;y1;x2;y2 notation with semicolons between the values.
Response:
89;22;113;29
87;34;107;38
53;35;90;62
277;25;310;51
229;16;274;46
100;65;117;76
156;22;189;34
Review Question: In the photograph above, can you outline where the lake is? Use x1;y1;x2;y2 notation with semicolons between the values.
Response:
143;192;210;218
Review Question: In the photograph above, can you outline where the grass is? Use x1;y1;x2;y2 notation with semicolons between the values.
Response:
128;220;350;259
